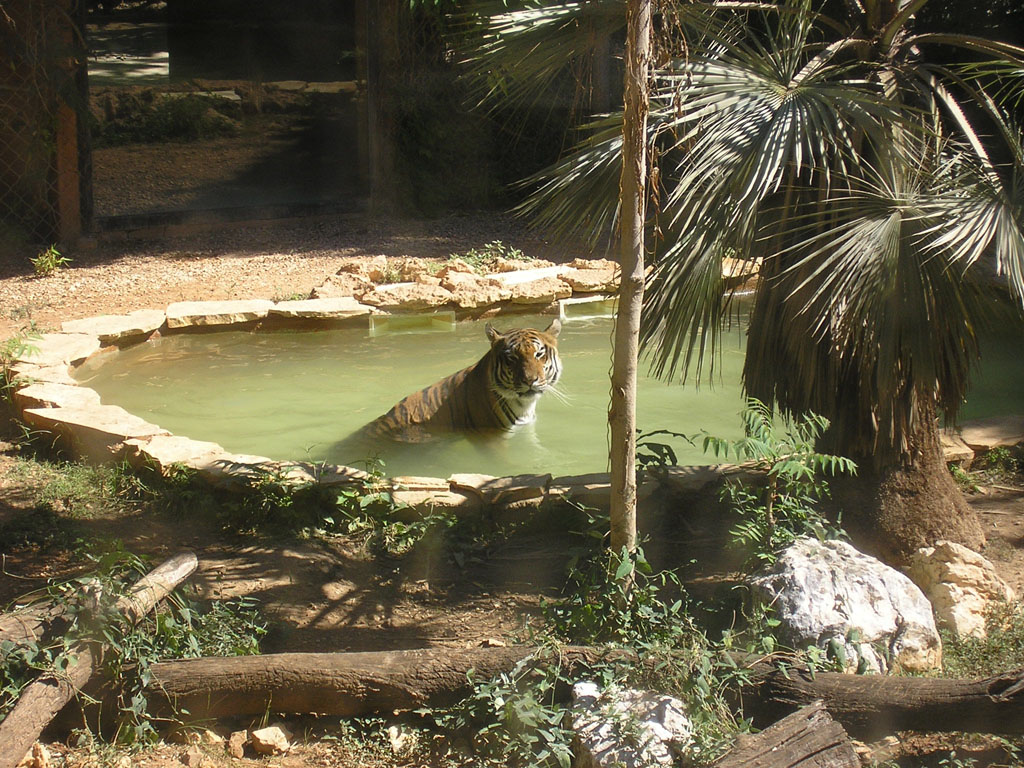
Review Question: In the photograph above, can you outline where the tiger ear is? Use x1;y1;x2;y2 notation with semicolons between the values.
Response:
485;323;501;344
545;319;562;338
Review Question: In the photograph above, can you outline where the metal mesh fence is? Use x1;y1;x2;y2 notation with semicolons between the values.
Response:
0;0;81;250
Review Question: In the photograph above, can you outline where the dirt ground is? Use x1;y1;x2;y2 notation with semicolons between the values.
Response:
2;216;1024;766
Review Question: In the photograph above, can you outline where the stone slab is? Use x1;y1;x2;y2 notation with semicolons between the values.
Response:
508;276;573;305
166;300;274;328
190;452;316;488
15;333;100;366
309;463;370;486
13;382;101;411
23;405;169;462
449;472;551;505
485;266;567;285
391;489;481;517
9;362;78;386
390;476;450;492
269;297;373;319
61;309;166;342
124;434;227;473
941;431;975;468
958;415;1024;451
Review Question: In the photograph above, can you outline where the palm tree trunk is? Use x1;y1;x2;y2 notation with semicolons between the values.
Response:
830;400;985;564
609;0;651;557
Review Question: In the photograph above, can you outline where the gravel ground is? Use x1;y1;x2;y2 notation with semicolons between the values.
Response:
0;212;585;339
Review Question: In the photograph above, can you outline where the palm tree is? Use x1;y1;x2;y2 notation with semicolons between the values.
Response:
466;0;1024;561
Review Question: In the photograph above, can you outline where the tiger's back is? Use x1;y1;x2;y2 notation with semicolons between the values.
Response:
360;319;562;443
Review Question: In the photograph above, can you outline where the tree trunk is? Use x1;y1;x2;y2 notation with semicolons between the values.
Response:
144;647;1024;740
363;0;401;214
608;0;651;558
832;407;984;564
712;701;859;768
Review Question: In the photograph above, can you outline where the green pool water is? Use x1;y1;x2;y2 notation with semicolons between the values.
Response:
72;315;750;477
71;313;1023;478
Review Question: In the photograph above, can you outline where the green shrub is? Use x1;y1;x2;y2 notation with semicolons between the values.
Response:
29;244;70;277
942;602;1024;678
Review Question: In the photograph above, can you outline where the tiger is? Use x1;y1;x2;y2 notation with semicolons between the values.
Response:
359;319;563;443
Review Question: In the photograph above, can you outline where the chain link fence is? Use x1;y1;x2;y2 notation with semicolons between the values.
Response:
0;0;85;256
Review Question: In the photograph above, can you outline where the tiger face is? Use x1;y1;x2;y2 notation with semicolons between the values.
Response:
485;319;562;398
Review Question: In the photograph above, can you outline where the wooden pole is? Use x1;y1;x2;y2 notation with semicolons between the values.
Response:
608;0;651;559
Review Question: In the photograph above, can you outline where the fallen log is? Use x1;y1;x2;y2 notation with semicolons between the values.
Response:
0;552;198;768
742;664;1024;739
712;701;858;768
0;601;70;649
146;646;1024;739
0;551;198;649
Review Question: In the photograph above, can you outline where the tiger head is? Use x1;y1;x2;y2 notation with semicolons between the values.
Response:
485;319;562;397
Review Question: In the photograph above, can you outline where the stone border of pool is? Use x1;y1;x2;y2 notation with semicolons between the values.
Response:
6;258;1019;518
3;262;734;516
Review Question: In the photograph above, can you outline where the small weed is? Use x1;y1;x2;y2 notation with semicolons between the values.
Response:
980;446;1022;481
272;291;310;302
951;463;981;493
447;240;531;274
30;244;70;277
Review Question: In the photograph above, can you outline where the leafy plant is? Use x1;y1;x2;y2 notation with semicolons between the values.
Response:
0;547;266;742
435;647;576;768
30;244;70;277
941;602;1024;678
696;399;855;567
447;240;531;274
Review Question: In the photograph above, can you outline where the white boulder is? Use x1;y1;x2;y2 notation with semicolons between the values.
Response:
571;681;693;768
749;538;942;673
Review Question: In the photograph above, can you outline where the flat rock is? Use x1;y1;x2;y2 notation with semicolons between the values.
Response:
940;431;974;467
305;80;357;94
449;472;551;504
486;265;566;286
550;472;611;508
15;333;100;366
958;415;1024;451
508;276;572;305
166;300;274;328
360;282;454;311
391;475;450;491
124;434;226;473
61;309;166;342
13;382;101;410
391;489;480;515
307;462;369;486
560;265;619;293
490;257;555;273
23;405;169;463
8;362;78;386
269;297;373;319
